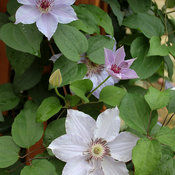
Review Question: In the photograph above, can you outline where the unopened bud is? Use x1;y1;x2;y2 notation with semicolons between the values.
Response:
49;69;62;87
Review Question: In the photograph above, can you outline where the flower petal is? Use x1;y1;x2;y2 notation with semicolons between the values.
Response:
94;107;120;142
17;0;36;5
120;68;139;80
50;53;62;63
63;156;91;175
54;0;76;5
50;5;78;24
89;168;104;175
108;132;139;162
48;134;88;162
102;157;129;175
15;5;41;24
66;109;96;143
104;48;115;66
87;70;114;99
36;13;58;40
124;58;136;68
114;46;126;66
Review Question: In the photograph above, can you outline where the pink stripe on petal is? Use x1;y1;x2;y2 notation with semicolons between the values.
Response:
36;13;58;40
104;48;115;66
114;46;126;66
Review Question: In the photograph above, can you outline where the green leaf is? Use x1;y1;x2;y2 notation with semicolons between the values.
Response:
151;154;174;175
169;44;175;58
49;158;65;175
127;0;151;13
164;56;174;79
7;0;20;15
132;138;162;175
0;13;9;29
0;23;42;56
84;4;114;36
6;47;35;75
53;24;88;62
51;56;87;87
144;87;170;110
0;83;20;112
100;86;126;107
130;36;149;58
12;101;43;148
0;136;20;168
0;111;4;122
131;37;163;79
20;159;57;175
74;63;87;81
103;0;124;26
87;35;115;64
70;79;93;103
167;89;175;113
13;63;42;92
123;13;164;38
43;118;66;147
148;36;169;56
166;0;175;8
36;97;62;122
156;127;175;151
65;95;80;107
119;93;158;134
71;5;100;34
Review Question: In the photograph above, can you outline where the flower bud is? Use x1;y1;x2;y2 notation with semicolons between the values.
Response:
49;69;62;87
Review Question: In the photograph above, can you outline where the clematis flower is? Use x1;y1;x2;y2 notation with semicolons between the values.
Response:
15;0;78;40
104;47;139;80
81;57;116;99
48;107;138;175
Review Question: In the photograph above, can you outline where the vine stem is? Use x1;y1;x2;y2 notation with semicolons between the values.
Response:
147;111;152;137
165;10;175;14
87;76;111;98
55;87;66;102
162;113;169;127
165;113;175;126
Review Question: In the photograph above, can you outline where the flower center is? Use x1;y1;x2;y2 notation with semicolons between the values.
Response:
87;138;110;160
82;58;104;77
111;64;121;74
37;0;53;13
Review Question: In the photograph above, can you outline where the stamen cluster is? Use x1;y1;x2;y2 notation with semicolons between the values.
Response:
36;0;54;13
82;58;104;77
87;138;110;160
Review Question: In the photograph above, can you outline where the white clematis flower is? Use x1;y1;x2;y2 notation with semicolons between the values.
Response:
48;107;139;175
15;0;78;40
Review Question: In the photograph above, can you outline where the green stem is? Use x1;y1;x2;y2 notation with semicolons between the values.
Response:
162;113;169;127
87;76;111;98
165;113;175;126
55;87;66;102
165;10;175;14
147;111;152;137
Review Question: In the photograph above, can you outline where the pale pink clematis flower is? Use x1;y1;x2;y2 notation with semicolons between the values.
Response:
15;0;78;40
82;57;115;99
104;47;139;80
48;107;139;175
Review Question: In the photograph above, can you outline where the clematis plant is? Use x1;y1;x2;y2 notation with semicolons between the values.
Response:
48;107;138;175
15;0;78;40
104;47;139;80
